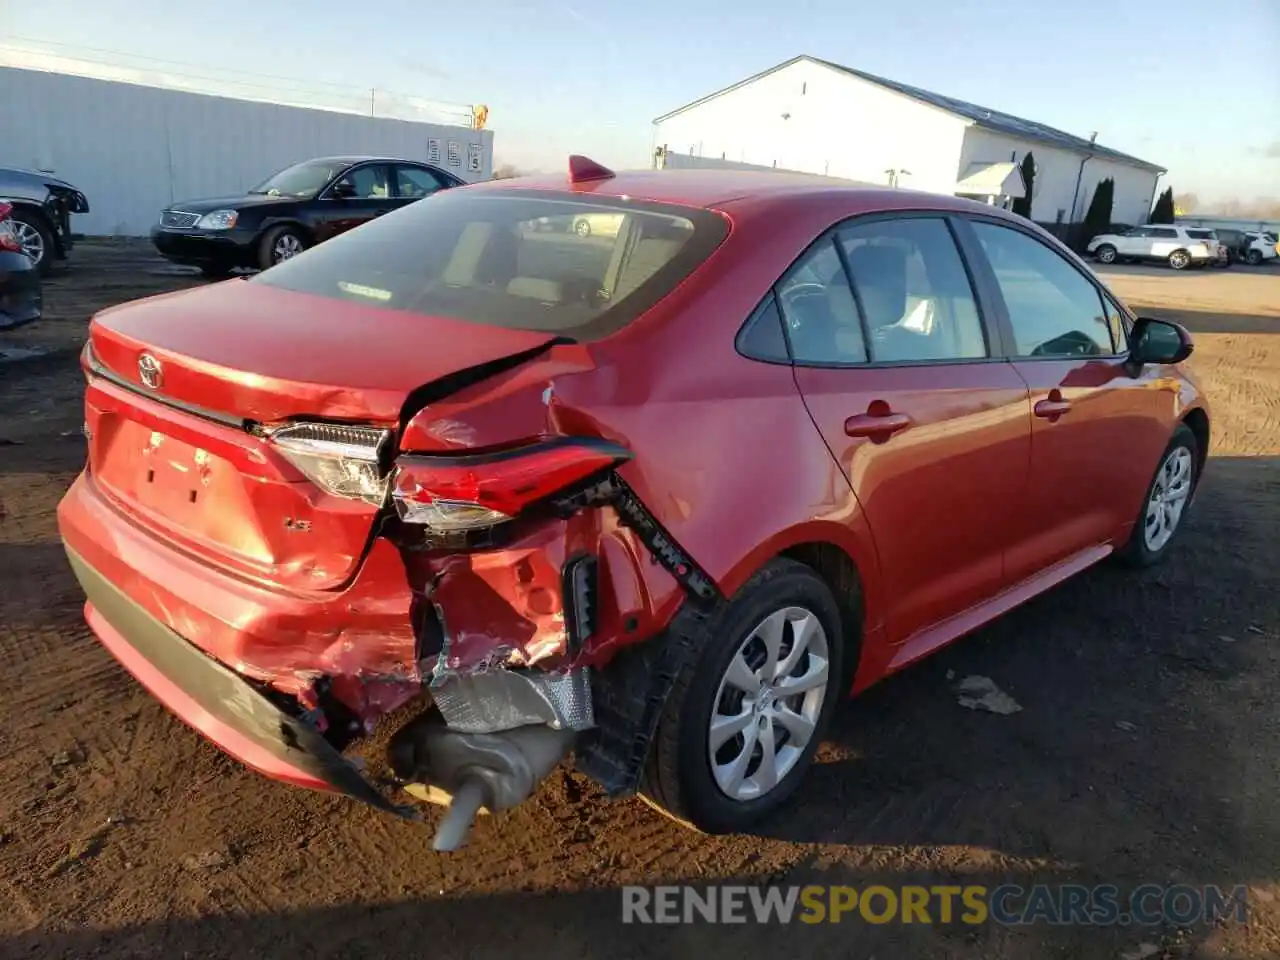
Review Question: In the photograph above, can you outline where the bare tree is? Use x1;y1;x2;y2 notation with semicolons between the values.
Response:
1173;193;1200;215
491;163;525;180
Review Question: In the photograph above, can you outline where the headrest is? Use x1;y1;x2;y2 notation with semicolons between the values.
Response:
845;244;907;330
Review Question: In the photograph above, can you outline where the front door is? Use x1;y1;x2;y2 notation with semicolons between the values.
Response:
962;218;1169;581
313;163;396;242
785;215;1032;645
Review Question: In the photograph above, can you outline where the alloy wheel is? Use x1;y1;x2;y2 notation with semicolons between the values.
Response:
11;220;45;267
1169;251;1190;270
1097;246;1116;264
273;234;304;263
1144;446;1193;552
708;606;830;802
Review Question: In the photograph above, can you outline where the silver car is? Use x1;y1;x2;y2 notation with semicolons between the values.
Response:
0;166;90;275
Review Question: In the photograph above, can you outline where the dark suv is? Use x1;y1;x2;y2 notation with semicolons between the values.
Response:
151;156;464;278
0;166;91;275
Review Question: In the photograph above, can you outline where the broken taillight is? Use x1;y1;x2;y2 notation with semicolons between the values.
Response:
269;422;392;505
392;438;631;532
0;203;20;254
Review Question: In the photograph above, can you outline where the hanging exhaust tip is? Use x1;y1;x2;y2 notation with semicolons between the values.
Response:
389;713;578;851
432;779;488;852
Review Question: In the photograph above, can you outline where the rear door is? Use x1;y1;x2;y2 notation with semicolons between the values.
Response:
960;217;1168;581
313;162;396;241
1146;226;1181;259
787;214;1031;646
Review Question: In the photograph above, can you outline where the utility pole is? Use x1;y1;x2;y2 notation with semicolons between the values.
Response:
370;88;376;117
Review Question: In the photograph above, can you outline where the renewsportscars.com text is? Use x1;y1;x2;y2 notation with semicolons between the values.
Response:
621;884;1249;926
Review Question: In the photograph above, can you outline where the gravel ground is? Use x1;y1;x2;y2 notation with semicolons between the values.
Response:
1;243;1277;959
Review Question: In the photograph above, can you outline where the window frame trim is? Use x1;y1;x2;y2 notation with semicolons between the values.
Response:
952;211;1137;363
743;209;1012;370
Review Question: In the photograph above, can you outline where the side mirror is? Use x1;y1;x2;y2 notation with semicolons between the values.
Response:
330;180;356;199
1130;316;1193;366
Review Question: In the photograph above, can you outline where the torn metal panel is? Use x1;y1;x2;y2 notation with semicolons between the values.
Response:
430;667;593;733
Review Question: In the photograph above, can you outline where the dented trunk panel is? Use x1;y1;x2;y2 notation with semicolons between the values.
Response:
85;377;380;591
88;281;559;423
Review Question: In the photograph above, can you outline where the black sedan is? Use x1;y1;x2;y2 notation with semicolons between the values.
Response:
0;166;90;276
151;157;465;278
0;203;42;331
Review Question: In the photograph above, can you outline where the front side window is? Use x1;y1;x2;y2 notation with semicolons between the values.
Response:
342;164;391;199
252;190;727;340
971;221;1116;358
839;218;987;362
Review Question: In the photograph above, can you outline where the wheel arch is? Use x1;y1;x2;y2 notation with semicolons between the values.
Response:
778;541;866;693
259;217;313;243
1181;406;1210;483
714;521;881;695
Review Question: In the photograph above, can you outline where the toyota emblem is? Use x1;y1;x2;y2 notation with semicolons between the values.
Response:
138;353;163;390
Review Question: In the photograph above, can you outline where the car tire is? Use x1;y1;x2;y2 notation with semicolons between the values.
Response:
258;226;308;270
1116;424;1199;568
1167;250;1191;270
574;218;591;238
1094;244;1118;264
641;558;845;833
9;211;55;276
199;265;234;280
1246;250;1263;266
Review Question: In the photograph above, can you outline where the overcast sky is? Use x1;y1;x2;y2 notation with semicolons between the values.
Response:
3;0;1277;205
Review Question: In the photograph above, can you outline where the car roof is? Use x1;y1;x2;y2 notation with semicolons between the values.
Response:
467;167;999;219
306;156;436;166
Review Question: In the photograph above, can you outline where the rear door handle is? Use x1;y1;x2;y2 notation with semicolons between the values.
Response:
1034;391;1071;419
844;411;913;440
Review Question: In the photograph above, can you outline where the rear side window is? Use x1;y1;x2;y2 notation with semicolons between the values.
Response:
253;190;728;340
971;221;1117;358
775;240;867;364
1186;229;1216;240
395;165;449;198
838;218;987;362
1149;228;1178;239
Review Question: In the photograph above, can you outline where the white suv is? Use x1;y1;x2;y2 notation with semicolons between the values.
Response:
1238;231;1278;266
1087;224;1218;270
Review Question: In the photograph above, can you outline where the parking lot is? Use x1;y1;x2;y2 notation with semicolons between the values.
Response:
1;244;1277;958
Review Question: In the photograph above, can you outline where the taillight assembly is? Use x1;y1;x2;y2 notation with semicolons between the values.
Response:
269;422;392;505
392;438;632;533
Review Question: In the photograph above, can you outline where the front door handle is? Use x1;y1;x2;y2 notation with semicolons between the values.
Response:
844;411;913;440
1034;390;1071;419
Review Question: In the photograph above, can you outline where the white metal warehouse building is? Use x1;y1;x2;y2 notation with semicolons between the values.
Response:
653;56;1165;227
0;66;494;237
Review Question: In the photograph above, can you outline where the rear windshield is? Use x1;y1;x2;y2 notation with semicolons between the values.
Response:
252;189;728;340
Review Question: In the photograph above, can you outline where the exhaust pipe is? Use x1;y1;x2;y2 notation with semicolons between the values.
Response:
390;715;575;851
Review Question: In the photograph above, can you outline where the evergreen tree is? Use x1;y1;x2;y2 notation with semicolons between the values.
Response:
1083;177;1115;239
1150;187;1176;223
1011;152;1036;219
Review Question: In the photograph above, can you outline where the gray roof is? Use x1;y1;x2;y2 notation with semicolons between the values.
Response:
655;56;1165;173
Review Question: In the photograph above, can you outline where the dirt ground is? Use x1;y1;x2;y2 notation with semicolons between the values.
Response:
1;243;1277;959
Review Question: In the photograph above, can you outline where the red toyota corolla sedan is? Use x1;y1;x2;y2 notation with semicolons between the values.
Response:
57;157;1209;850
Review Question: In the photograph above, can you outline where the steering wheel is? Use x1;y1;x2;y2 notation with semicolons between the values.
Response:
779;283;829;329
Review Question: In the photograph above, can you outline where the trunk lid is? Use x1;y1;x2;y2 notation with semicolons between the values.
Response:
89;280;558;424
85;280;560;589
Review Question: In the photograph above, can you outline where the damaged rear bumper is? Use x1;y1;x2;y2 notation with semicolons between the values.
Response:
64;546;409;817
